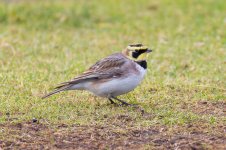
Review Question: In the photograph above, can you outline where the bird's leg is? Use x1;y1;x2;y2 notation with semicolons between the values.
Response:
108;98;116;104
112;96;131;106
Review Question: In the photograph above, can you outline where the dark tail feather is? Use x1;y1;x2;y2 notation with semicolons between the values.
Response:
42;76;98;99
42;85;71;99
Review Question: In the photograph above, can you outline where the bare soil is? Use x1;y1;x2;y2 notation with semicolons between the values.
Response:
0;121;225;150
0;101;225;149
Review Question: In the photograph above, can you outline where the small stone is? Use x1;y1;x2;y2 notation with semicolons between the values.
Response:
32;118;38;123
201;101;208;104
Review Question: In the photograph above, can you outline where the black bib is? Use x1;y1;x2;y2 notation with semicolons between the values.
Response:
135;60;147;69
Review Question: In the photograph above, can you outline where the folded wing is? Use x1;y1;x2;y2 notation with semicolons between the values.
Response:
42;53;127;99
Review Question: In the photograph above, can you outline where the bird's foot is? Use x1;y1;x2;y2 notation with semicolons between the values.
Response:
108;98;117;105
119;101;132;106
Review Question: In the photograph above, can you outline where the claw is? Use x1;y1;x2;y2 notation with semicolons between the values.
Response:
111;96;132;106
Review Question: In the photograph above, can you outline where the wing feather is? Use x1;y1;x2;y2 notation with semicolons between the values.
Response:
43;53;128;99
58;53;127;85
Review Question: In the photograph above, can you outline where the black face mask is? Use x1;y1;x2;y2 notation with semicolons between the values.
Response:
132;50;147;58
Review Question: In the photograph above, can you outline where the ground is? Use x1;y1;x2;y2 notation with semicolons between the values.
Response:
0;0;225;149
0;121;225;149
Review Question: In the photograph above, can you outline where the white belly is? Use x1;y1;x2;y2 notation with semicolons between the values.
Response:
69;63;147;97
87;68;146;97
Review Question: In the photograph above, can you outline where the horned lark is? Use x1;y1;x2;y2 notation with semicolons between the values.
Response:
42;44;152;105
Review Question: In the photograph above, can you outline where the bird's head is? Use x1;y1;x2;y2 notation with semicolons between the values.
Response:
122;44;152;61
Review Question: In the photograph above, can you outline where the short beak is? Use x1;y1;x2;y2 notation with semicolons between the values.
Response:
146;49;152;53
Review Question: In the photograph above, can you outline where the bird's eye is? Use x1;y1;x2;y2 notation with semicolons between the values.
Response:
132;51;139;58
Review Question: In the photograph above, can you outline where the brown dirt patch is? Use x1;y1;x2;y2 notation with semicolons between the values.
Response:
0;122;225;149
195;101;226;116
181;101;226;117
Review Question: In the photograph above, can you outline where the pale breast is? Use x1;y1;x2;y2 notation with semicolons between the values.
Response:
87;64;146;97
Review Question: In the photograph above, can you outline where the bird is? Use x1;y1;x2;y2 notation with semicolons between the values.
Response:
42;44;152;105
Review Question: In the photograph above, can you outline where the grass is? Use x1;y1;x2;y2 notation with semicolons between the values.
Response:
0;0;225;148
